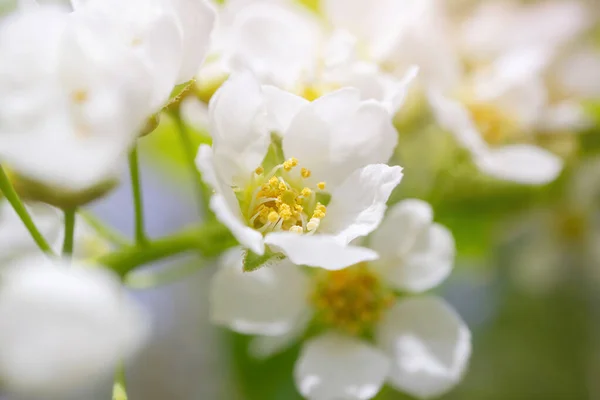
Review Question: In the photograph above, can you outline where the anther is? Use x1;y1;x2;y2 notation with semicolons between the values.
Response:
301;168;311;178
317;182;326;190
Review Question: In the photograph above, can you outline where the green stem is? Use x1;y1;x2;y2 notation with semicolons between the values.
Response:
0;166;54;254
128;147;147;245
62;208;76;256
112;362;127;400
79;210;130;247
98;221;236;278
170;109;211;217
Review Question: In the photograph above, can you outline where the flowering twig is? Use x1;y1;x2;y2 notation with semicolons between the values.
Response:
128;147;147;245
62;208;76;256
0;165;54;255
98;221;236;278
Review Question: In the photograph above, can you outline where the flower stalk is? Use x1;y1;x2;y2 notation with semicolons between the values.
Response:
128;147;147;246
0;165;54;254
62;208;76;256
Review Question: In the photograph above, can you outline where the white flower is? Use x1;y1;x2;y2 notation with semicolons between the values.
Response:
196;72;403;270
0;257;149;397
210;0;418;113
0;200;61;264
427;50;564;185
210;199;471;400
0;5;152;191
460;1;591;63
71;0;216;110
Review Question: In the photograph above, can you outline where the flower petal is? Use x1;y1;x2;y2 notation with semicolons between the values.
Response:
210;248;310;336
427;89;487;154
262;84;309;133
227;2;321;88
369;199;433;265
172;0;216;83
283;91;398;188
264;232;378;270
208;71;271;186
0;259;149;397
474;144;563;185
320;164;403;244
390;224;455;293
249;314;311;359
294;332;390;400
210;195;264;255
376;297;471;399
196;145;265;255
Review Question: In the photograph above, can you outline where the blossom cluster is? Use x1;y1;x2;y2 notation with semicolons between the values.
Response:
0;0;597;399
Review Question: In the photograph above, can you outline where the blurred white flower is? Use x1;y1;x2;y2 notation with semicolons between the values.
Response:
0;5;152;191
209;0;418;113
427;52;564;185
196;72;403;270
71;0;216;110
210;199;470;400
0;257;149;397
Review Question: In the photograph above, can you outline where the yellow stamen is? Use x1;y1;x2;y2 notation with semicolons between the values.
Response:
317;182;326;190
301;168;311;178
255;166;264;175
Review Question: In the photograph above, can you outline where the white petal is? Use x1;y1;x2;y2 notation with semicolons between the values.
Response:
264;232;378;270
427;89;487;154
390;224;455;293
462;1;590;59
320;164;403;244
376;297;471;399
0;259;149;397
283;92;398;188
172;0;216;83
370;199;434;267
210;194;264;255
249;314;311;359
536;101;592;133
208;71;270;186
262;85;308;133
210;248;310;336
196;144;265;254
474;145;563;185
227;2;321;88
295;332;390;400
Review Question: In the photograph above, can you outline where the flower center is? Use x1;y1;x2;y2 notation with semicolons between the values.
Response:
235;157;327;235
309;264;395;336
466;101;520;146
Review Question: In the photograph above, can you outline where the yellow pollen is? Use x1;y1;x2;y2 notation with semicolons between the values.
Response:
310;264;394;336
301;168;311;178
242;157;329;235
268;211;280;223
72;90;88;104
283;157;298;171
317;182;326;190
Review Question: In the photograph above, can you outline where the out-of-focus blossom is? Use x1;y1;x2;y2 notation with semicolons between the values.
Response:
0;257;149;397
427;51;564;185
196;72;404;270
0;6;152;191
210;199;470;400
71;0;216;110
206;0;419;113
